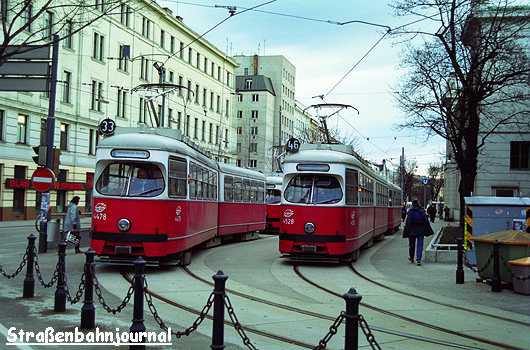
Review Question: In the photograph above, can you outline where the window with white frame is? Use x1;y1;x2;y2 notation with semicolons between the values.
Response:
252;94;259;102
62;70;71;103
245;79;252;89
140;57;149;80
60;123;69;150
237;94;243;102
141;16;151;39
251;110;258;119
118;45;129;72
92;32;104;61
160;29;165;48
17;114;28;144
120;3;131;27
116;88;127;118
237;111;242;118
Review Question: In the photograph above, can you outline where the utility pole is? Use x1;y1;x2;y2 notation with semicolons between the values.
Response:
39;35;60;253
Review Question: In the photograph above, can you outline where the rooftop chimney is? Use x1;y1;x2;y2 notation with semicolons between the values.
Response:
176;15;183;22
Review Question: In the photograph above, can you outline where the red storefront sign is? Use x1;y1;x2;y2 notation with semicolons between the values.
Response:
5;179;92;191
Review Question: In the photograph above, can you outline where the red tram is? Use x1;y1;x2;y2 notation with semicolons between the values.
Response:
264;175;283;234
279;144;401;261
90;129;266;265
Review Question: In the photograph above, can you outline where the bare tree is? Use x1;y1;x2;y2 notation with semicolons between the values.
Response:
401;160;418;201
0;0;127;63
392;0;530;225
428;162;444;201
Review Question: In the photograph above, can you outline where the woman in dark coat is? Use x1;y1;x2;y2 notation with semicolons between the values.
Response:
403;200;434;265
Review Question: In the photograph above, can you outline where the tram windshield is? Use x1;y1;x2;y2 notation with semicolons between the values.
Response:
265;189;281;204
284;175;342;204
96;162;165;197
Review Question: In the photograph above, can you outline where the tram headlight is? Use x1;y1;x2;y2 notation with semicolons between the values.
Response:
304;222;315;234
118;218;131;232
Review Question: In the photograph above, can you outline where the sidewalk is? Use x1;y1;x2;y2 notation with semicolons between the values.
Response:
366;222;530;317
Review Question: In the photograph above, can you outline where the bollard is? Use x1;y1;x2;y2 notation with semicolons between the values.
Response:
491;242;501;292
54;242;67;312
23;234;36;298
456;237;464;284
38;219;48;254
211;271;228;350
130;257;146;350
343;288;362;350
81;249;95;329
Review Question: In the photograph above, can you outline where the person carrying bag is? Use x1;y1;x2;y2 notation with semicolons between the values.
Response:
402;199;434;266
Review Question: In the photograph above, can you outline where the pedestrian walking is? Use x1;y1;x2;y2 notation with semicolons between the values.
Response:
401;204;407;222
63;196;81;253
402;200;434;265
427;204;436;223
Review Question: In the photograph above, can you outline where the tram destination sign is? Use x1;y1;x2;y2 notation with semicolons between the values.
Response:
285;138;301;153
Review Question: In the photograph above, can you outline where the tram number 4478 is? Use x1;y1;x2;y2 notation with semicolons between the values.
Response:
282;218;294;225
94;213;107;220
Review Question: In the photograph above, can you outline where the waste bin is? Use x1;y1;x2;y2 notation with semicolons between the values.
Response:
46;219;60;248
508;257;530;295
471;230;530;283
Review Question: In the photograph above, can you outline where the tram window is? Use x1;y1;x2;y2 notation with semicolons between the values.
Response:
266;189;281;204
189;163;197;199
243;179;251;202
258;182;262;203
249;181;257;202
211;172;218;200
128;164;165;197
345;169;358;205
284;175;313;204
233;177;242;202
168;158;187;198
224;176;233;201
96;163;130;196
313;176;342;204
197;168;204;199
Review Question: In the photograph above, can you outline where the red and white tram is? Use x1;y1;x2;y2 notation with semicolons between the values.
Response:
90;129;265;265
264;175;283;234
278;144;401;261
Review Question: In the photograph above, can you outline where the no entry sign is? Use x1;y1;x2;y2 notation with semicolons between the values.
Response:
31;167;55;192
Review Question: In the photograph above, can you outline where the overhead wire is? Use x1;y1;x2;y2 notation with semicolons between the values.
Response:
161;0;276;67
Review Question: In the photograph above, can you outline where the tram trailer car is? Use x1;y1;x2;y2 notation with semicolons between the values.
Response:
279;144;400;261
90;130;266;265
387;184;402;234
264;175;283;234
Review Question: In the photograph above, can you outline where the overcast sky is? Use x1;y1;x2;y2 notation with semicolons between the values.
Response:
159;0;451;175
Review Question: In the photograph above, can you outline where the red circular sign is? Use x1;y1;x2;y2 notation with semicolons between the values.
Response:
31;167;55;192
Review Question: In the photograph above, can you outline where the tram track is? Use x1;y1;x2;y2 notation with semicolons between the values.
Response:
349;264;530;327
293;264;527;350
121;272;318;349
182;266;491;350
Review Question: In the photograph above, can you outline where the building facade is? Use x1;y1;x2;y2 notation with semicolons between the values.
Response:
233;55;323;173
0;0;236;220
233;75;276;171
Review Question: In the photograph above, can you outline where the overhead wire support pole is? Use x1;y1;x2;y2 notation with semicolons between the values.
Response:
39;35;60;254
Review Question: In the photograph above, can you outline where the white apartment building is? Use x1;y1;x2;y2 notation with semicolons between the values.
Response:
233;75;276;172
233;55;297;146
443;8;530;220
0;0;236;220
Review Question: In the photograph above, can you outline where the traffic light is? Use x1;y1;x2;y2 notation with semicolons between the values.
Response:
52;148;61;175
32;145;47;166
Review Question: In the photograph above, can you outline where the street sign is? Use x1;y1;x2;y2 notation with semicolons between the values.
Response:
40;192;50;211
421;177;429;185
0;77;49;91
0;62;49;75
5;45;50;60
31;167;55;192
98;118;116;136
285;138;301;153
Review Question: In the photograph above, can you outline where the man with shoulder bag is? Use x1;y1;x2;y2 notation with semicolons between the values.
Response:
402;199;434;266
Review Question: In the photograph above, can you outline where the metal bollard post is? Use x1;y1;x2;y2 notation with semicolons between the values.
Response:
211;271;228;350
456;237;464;284
343;288;362;350
54;242;67;312
491;242;501;292
23;234;36;298
129;257;146;350
81;249;95;329
38;219;48;254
